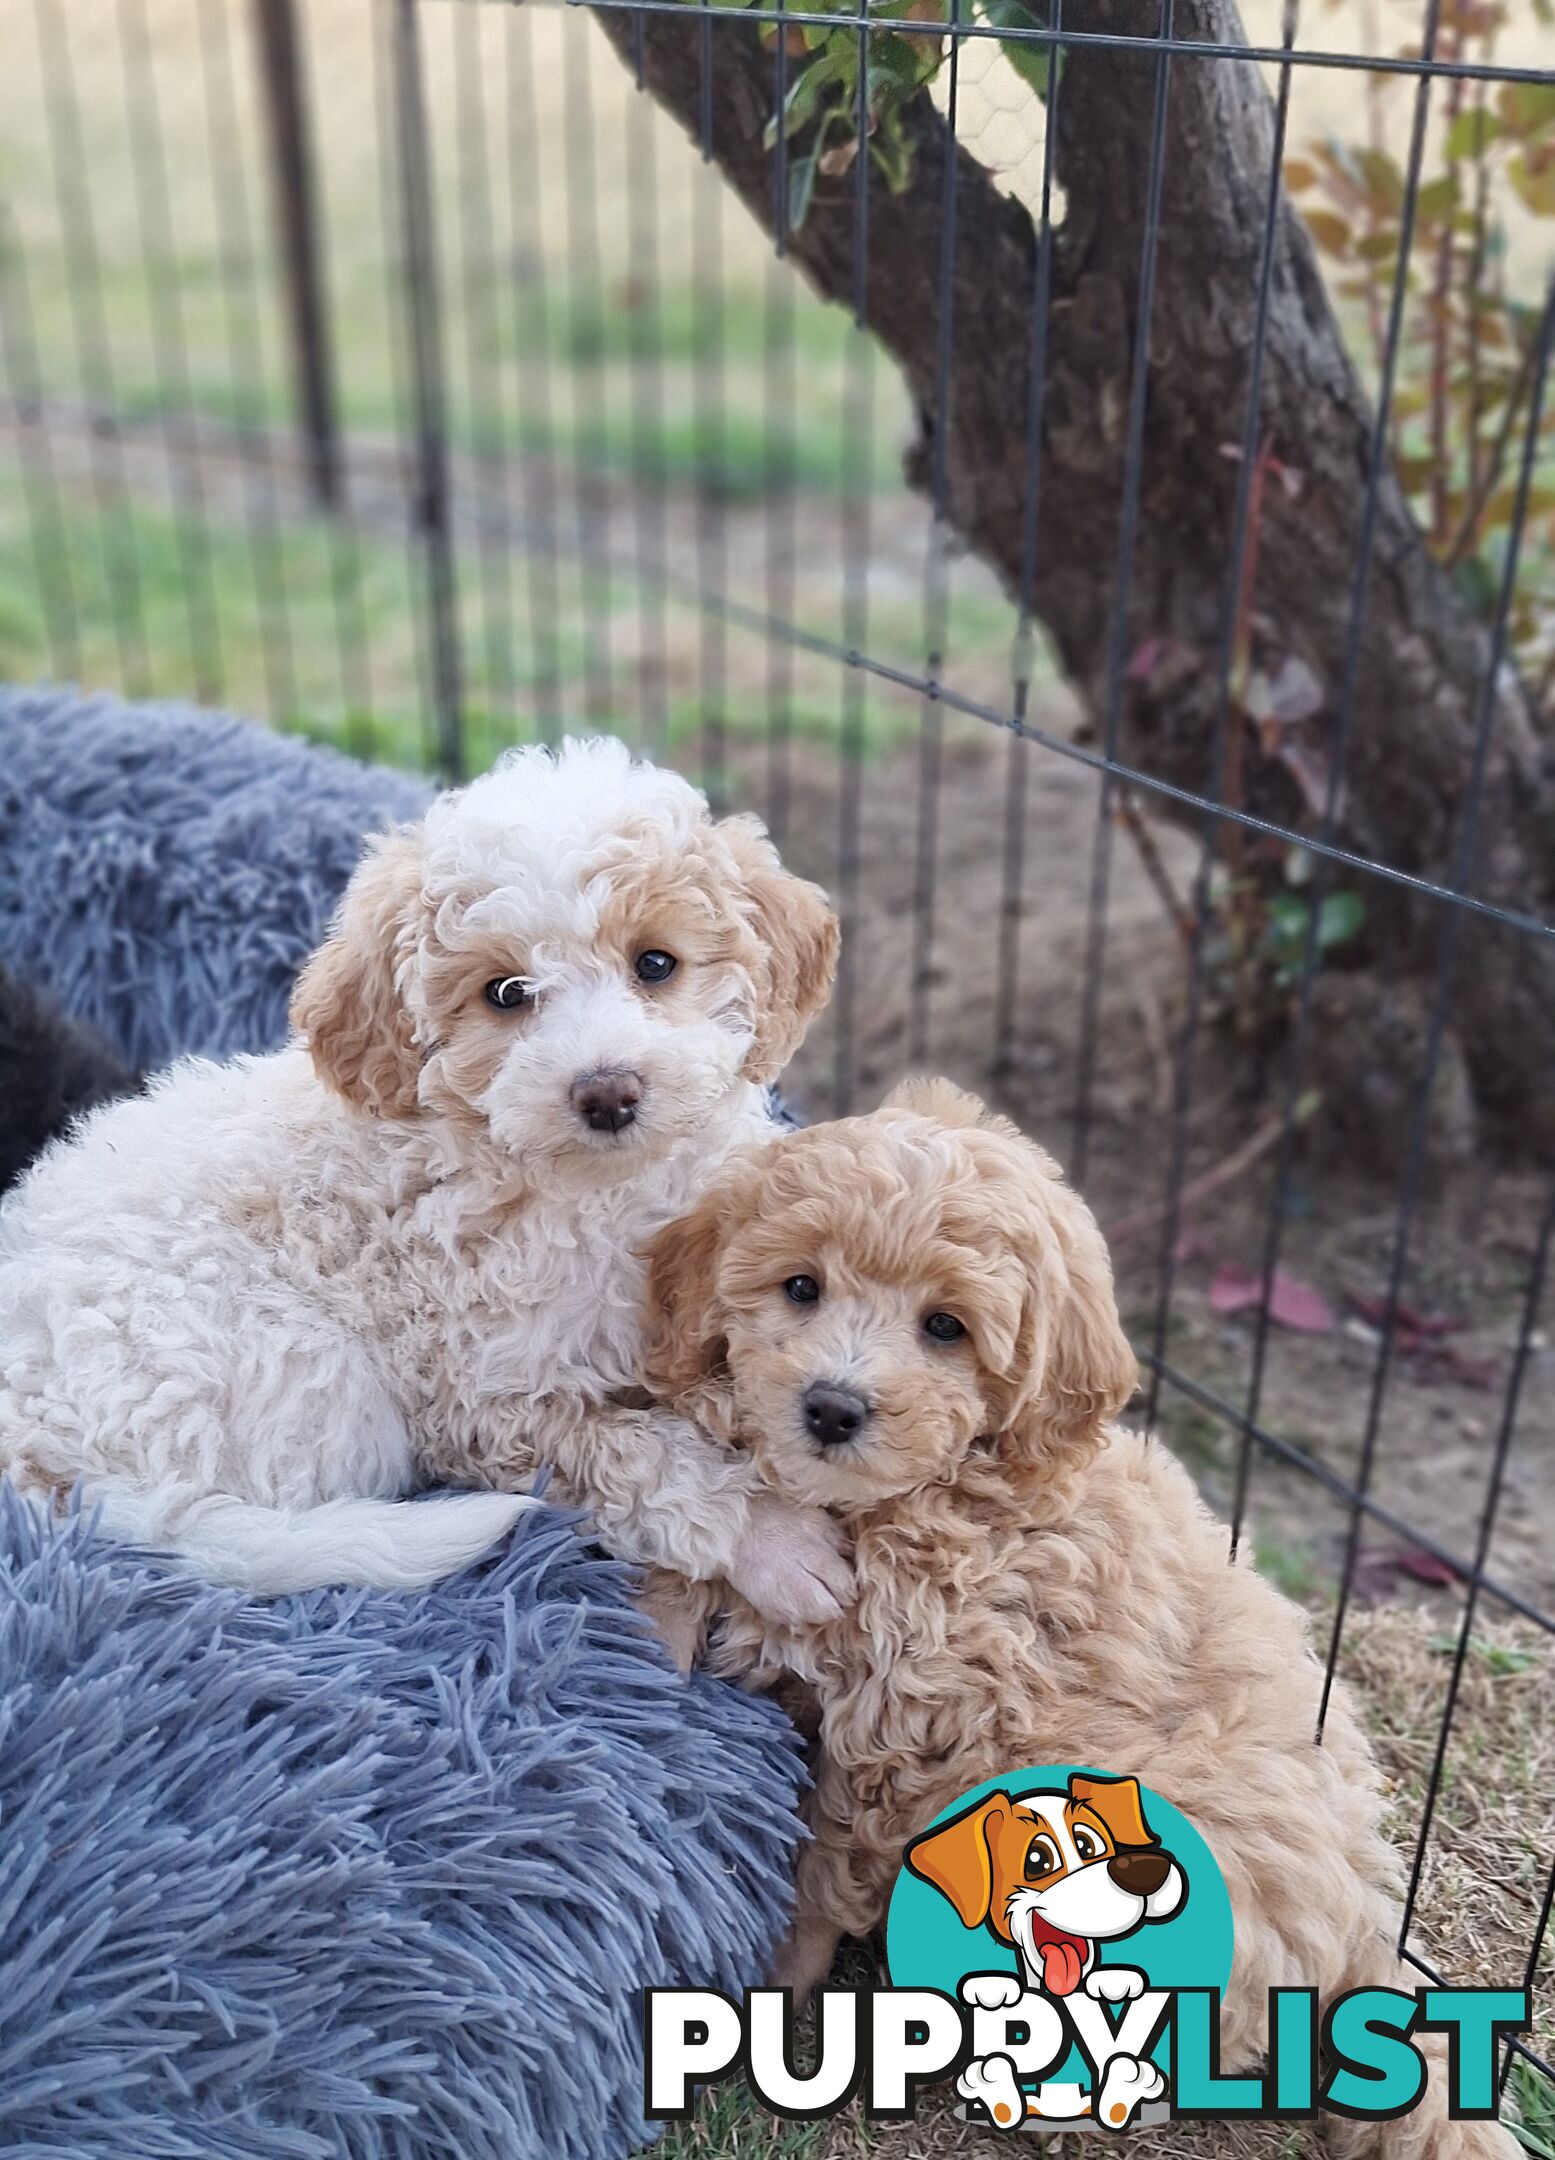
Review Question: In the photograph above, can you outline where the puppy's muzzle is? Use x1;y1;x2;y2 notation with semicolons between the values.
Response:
1107;1849;1172;1897
803;1383;871;1448
570;1068;644;1134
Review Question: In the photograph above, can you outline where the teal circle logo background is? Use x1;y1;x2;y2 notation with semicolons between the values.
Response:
886;1766;1234;2081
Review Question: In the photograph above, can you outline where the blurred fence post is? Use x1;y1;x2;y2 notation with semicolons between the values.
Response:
388;0;464;784
251;0;339;509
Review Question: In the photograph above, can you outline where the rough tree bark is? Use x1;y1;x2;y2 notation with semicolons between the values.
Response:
592;0;1555;1155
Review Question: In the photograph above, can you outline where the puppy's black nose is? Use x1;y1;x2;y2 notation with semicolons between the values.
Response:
1108;1850;1171;1897
570;1069;643;1133
803;1383;870;1448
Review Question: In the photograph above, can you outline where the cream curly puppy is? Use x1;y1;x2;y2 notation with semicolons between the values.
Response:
640;1080;1516;2160
0;736;848;1623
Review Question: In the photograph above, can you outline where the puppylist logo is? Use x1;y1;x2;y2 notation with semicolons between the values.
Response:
645;1766;1528;2133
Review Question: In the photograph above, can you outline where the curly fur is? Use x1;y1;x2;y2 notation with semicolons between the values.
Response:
0;963;140;1197
640;1080;1517;2160
0;739;840;1603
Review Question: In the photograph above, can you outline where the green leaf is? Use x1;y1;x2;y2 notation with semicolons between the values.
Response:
1443;107;1503;162
1302;207;1353;258
1316;891;1365;951
1499;81;1555;136
788;136;822;230
1354;145;1406;212
763;45;848;149
982;0;1054;99
1508;151;1555;218
868;27;939;100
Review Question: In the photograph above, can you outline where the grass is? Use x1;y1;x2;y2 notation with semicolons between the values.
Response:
0;458;1033;774
1511;2061;1555;2159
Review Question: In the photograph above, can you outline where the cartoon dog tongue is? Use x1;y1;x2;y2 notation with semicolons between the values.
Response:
1028;1917;1090;1996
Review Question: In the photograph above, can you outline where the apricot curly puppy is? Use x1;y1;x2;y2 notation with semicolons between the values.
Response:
640;1080;1517;2160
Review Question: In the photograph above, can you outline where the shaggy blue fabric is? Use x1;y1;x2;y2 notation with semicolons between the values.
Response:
0;690;811;2153
0;685;431;1071
0;1484;805;2159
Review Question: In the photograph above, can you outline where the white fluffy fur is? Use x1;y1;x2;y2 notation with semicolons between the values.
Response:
0;739;841;1602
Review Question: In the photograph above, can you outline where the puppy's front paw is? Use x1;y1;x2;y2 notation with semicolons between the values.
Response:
957;2054;1025;2131
960;1972;1025;2013
1085;1965;1145;2005
727;1495;852;1628
1093;2053;1165;2132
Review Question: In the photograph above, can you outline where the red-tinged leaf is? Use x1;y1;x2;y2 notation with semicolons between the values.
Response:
1173;1228;1210;1265
1350;1547;1408;1604
1208;1265;1262;1316
1267;1272;1337;1332
1208;1265;1335;1332
1127;636;1166;683
1418;1345;1499;1391
1348;1292;1464;1339
1351;1544;1462;1602
1392;1547;1463;1587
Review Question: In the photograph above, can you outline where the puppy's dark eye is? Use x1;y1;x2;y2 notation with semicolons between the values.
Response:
635;950;678;985
484;976;531;1012
923;1312;966;1343
783;1275;821;1306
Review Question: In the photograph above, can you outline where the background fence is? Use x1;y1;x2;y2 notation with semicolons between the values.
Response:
0;0;1551;2138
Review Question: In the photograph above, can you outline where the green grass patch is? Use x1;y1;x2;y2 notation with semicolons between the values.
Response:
0;467;951;776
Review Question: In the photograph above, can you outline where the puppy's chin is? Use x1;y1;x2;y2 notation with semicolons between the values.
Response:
748;1416;946;1513
486;1104;677;1190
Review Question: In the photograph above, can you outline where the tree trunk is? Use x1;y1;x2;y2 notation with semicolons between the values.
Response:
591;0;1555;1155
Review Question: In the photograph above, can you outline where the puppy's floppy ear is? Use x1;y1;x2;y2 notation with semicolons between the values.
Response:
987;1138;1138;1473
290;827;425;1117
717;814;839;1084
904;1793;1012;1929
642;1168;749;1399
1069;1774;1158;1850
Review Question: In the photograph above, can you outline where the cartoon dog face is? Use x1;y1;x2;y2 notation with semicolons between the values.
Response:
905;1775;1185;1997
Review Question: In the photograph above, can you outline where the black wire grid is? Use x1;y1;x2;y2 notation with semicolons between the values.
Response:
0;0;1551;2117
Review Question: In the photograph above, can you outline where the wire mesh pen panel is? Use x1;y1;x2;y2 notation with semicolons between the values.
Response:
1;0;1552;2129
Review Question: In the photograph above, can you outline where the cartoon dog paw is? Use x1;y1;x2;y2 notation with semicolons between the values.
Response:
957;2054;1025;2131
1085;1964;1146;2005
1094;2053;1167;2132
959;1971;1025;2013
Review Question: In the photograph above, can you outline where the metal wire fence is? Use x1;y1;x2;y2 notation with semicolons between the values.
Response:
0;0;1551;2128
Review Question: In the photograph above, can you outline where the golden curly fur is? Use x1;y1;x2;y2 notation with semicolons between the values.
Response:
640;1080;1516;2159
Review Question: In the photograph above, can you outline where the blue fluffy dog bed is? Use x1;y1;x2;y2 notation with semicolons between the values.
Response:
0;684;431;1069
0;688;809;2156
0;1488;804;2159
